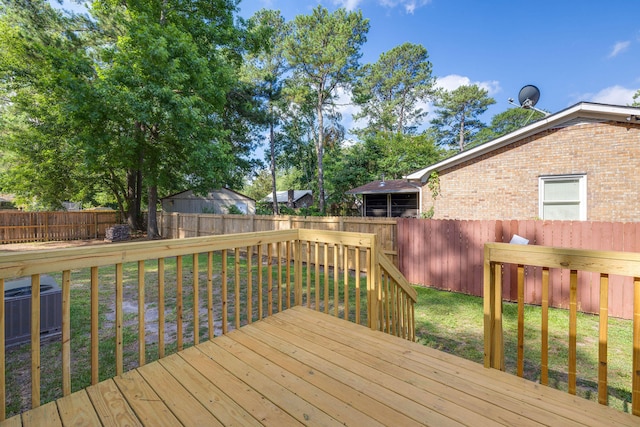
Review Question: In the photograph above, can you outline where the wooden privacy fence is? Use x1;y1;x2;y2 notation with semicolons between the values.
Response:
158;212;399;264
0;211;120;244
483;242;640;416
0;229;415;420
398;218;640;319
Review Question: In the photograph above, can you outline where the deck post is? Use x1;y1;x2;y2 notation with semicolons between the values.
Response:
484;246;504;370
369;236;379;332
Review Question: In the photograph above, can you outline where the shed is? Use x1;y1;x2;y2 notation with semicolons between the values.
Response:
161;188;255;215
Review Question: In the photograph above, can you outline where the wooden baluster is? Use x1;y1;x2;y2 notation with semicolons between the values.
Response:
568;270;578;395
334;244;339;317
115;263;123;376
246;246;252;324
355;247;361;324
62;270;71;395
344;246;349;321
277;242;283;313
176;256;183;351
267;243;273;316
541;267;549;385
221;250;228;334
207;251;214;340
158;258;165;358
234;248;240;330
193;253;199;345
138;261;145;366
598;273;609;405
324;243;329;314
257;245;263;320
91;266;100;383
517;265;525;377
31;274;41;408
315;242;320;311
306;242;311;308
286;241;291;309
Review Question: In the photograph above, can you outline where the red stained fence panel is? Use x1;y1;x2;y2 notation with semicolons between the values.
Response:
398;218;640;319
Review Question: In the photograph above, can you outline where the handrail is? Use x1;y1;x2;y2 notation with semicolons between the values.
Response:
483;242;640;417
0;229;416;420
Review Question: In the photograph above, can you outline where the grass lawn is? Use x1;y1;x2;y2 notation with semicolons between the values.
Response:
414;286;634;414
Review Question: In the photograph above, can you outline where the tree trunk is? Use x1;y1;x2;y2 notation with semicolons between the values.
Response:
458;117;465;151
269;107;279;215
316;94;325;214
147;184;160;239
126;169;137;229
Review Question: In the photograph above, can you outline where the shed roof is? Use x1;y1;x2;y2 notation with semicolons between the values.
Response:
346;180;421;195
262;190;312;203
405;102;640;183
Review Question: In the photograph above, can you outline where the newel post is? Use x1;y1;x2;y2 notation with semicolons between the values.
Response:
483;244;504;370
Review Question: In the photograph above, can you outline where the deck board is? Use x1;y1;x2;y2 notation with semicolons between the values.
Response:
2;307;638;426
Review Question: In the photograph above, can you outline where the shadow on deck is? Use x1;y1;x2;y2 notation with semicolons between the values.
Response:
2;307;635;427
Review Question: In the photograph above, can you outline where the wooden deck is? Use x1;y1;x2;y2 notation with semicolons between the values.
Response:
2;307;636;426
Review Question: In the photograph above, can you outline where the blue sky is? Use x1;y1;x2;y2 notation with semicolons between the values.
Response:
236;0;640;135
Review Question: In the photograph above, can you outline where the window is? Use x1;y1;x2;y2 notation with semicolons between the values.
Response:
539;175;586;220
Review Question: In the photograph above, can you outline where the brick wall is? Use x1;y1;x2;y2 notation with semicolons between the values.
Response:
423;121;640;221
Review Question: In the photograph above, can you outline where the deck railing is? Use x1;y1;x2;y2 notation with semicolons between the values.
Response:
0;229;415;420
483;242;640;417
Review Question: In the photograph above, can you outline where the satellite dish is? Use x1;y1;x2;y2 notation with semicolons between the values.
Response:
518;85;541;108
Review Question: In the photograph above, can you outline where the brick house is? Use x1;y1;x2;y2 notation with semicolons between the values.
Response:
405;102;640;221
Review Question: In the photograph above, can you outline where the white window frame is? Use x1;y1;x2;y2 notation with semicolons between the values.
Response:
538;174;587;220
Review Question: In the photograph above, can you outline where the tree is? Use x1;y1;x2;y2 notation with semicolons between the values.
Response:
430;84;496;151
243;9;290;215
633;89;640;107
0;0;98;209
353;42;435;136
0;0;252;236
472;107;546;147
284;5;369;213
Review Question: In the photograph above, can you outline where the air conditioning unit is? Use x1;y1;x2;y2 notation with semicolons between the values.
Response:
5;275;62;347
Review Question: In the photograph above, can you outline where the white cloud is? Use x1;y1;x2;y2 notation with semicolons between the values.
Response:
332;0;363;10
580;85;636;105
379;0;432;14
608;41;630;58
435;74;501;96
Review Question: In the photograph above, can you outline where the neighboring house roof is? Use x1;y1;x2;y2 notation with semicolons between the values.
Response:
262;190;312;203
0;194;15;203
161;188;255;201
346;180;421;195
406;102;640;183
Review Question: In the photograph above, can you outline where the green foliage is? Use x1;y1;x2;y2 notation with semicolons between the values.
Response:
430;84;496;151
471;107;546;147
353;42;435;136
225;204;244;215
0;0;253;231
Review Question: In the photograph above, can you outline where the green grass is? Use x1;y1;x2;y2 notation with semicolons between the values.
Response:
413;286;633;414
